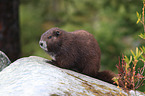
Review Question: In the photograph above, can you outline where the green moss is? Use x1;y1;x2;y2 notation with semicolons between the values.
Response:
50;94;60;96
67;73;127;96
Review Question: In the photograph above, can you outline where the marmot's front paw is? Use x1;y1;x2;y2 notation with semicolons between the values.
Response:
46;60;57;65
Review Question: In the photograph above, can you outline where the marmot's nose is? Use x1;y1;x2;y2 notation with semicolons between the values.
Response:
39;41;48;51
39;41;43;47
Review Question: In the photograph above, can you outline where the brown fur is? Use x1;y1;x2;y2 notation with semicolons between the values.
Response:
39;27;115;84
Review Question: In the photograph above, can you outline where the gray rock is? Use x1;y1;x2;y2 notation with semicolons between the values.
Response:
0;51;11;71
0;56;144;96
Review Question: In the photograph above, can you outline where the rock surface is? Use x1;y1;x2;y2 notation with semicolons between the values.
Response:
0;51;11;71
0;56;144;96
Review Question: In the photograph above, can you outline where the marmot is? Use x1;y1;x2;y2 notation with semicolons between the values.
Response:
39;27;116;84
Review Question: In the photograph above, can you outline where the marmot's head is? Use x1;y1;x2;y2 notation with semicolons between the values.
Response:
39;27;64;53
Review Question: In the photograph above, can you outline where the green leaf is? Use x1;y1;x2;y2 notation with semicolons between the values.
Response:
112;77;119;82
136;47;139;56
140;55;145;62
136;11;141;24
140;46;145;53
124;56;132;69
131;50;136;58
136;11;140;18
140;47;145;62
139;33;145;39
136;19;140;24
131;47;143;60
136;47;143;57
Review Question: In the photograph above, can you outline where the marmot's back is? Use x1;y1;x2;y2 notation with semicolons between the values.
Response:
69;30;101;75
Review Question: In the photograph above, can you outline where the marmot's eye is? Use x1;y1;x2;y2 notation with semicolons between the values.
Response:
56;31;60;36
48;36;52;39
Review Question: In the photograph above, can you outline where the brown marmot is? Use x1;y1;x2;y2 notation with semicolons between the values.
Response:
39;27;116;84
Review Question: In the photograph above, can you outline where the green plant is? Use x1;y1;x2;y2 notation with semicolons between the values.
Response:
113;48;145;91
113;0;145;94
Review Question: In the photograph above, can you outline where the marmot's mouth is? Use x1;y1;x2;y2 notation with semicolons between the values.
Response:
39;41;48;51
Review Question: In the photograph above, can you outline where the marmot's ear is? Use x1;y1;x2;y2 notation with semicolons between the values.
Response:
55;31;60;36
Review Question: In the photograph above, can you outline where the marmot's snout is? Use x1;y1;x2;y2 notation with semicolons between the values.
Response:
39;41;48;51
39;41;43;47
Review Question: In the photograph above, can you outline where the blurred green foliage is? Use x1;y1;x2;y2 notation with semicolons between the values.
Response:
20;0;145;91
